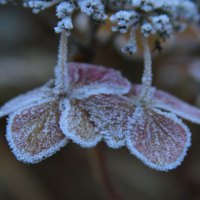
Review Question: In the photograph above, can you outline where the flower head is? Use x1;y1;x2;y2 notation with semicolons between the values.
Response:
81;84;200;171
110;0;199;54
0;62;131;163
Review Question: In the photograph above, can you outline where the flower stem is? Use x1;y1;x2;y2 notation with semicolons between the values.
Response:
140;36;153;100
55;30;70;94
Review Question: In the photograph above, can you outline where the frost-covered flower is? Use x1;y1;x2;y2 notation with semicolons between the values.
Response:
0;63;131;163
110;0;199;54
21;0;107;34
110;10;139;33
81;84;200;171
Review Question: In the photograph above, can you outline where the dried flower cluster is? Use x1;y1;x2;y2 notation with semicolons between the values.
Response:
1;0;200;171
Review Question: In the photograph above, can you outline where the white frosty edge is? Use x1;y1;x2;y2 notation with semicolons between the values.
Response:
60;99;102;148
0;83;53;118
126;107;191;171
102;131;126;149
71;82;131;100
154;102;200;125
132;84;200;125
6;98;68;164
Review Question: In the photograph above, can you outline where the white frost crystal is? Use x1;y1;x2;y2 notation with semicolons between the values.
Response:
56;2;75;19
109;0;199;54
141;23;155;37
55;17;73;34
110;11;139;33
151;15;173;37
77;0;107;20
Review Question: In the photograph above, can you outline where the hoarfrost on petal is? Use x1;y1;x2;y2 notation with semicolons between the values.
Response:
81;95;134;148
153;90;200;125
126;106;191;171
69;62;131;99
60;99;101;148
0;83;53;118
130;84;200;124
6;99;68;164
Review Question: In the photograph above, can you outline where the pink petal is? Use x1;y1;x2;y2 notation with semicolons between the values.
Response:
0;81;53;118
81;95;134;148
60;99;101;148
69;62;131;99
154;89;200;124
126;106;191;171
7;99;68;163
131;84;200;124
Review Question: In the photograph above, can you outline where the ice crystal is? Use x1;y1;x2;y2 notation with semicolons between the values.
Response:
55;16;73;34
22;0;107;34
0;63;131;163
110;11;139;33
77;0;107;21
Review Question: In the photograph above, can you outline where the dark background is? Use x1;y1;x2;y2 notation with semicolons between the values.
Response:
0;4;200;200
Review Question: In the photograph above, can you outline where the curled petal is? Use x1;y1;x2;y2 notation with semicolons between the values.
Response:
7;99;68;163
0;81;53;118
69;62;131;99
60;99;101;148
131;84;200;124
81;95;134;149
126;107;191;171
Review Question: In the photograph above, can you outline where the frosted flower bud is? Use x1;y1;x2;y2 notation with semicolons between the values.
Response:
110;10;139;33
24;0;50;14
121;41;137;55
131;0;164;12
177;1;200;21
77;0;107;20
151;15;173;37
56;1;75;19
141;23;155;37
54;17;73;34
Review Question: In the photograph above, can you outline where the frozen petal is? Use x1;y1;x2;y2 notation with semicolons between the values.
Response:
6;99;68;163
130;84;200;124
154;89;200;124
81;95;134;149
0;81;53;118
126;107;191;171
69;62;131;99
60;99;101;148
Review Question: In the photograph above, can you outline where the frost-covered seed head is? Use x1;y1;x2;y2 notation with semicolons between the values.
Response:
56;2;75;19
110;11;139;33
77;0;107;20
151;15;172;36
55;17;73;34
141;23;155;37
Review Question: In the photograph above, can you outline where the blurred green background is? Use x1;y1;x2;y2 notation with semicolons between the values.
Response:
1;4;200;200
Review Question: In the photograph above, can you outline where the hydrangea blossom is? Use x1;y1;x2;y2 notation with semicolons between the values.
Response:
1;0;200;173
23;0;107;34
0;62;130;163
110;0;199;54
81;83;200;171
